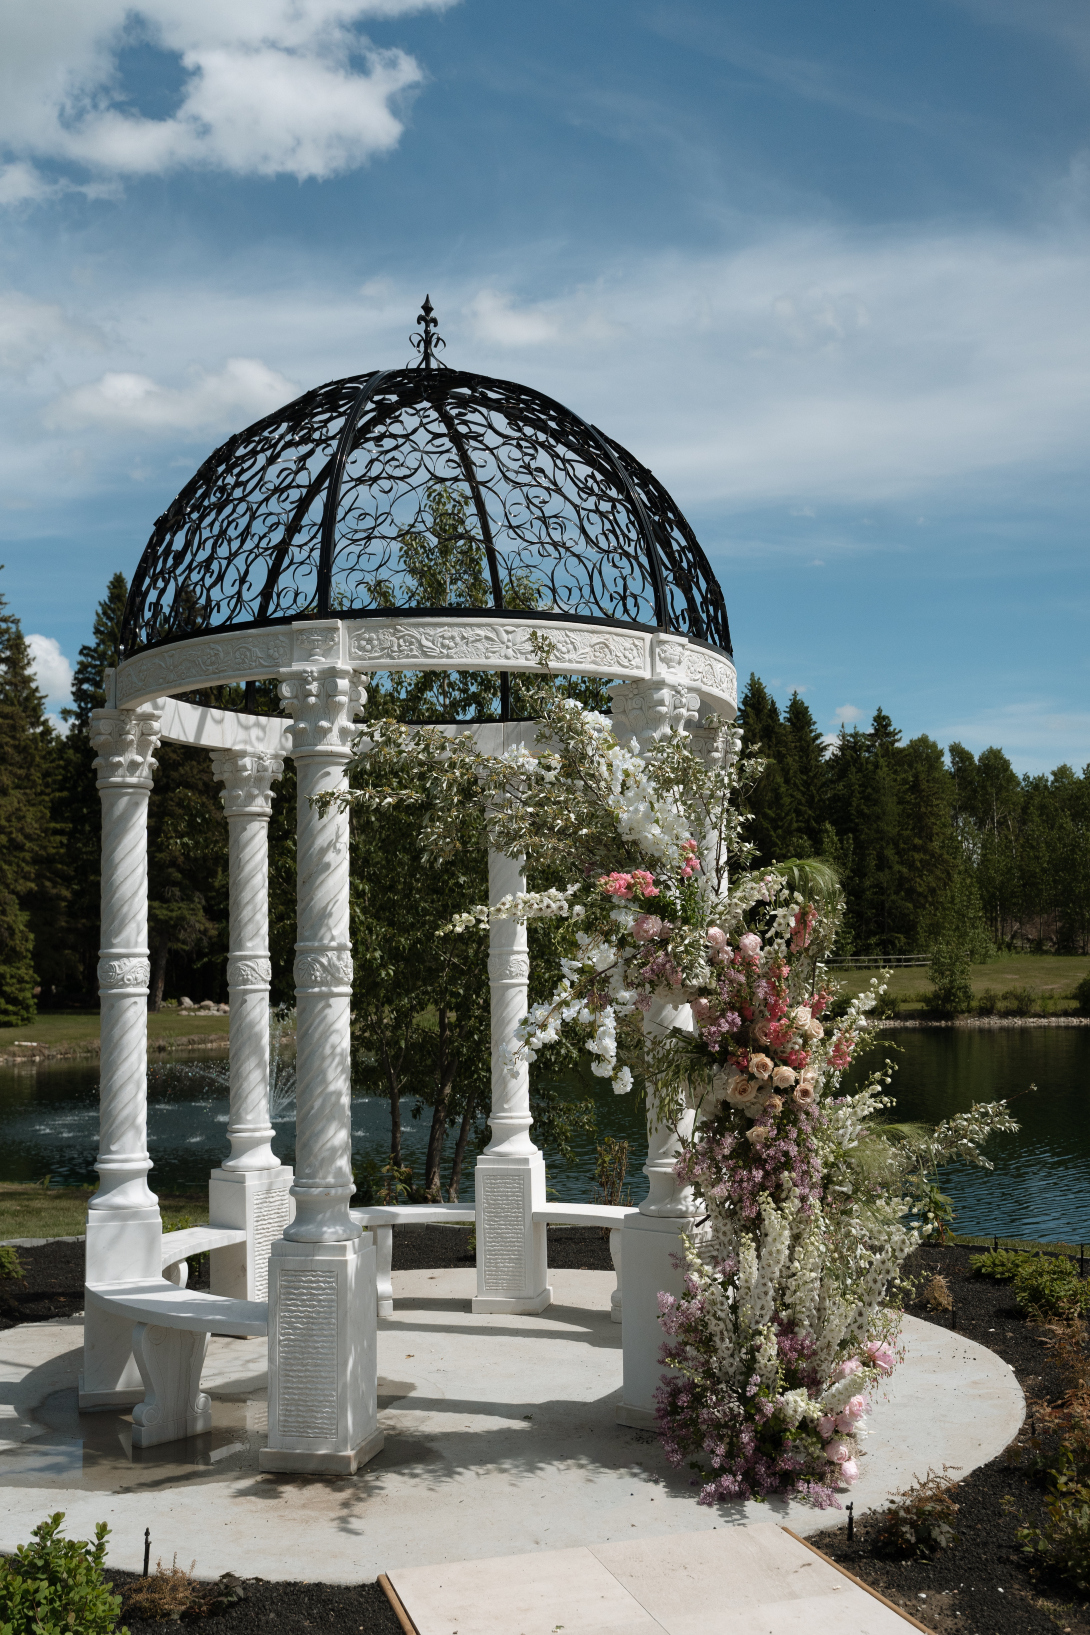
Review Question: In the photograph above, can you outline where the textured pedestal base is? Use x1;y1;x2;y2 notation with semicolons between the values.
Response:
260;1233;383;1476
617;1211;692;1423
209;1167;293;1301
473;1154;550;1315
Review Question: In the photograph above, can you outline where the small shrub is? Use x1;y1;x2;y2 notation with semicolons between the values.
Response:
1000;984;1036;1017
975;988;999;1017
874;1468;960;1558
1019;1453;1090;1593
921;1272;954;1311
873;990;899;1019
0;1244;24;1279
974;1246;1028;1281
1074;974;1090;1017
1014;1255;1090;1324
0;1512;125;1635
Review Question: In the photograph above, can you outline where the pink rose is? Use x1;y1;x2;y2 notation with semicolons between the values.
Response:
749;1053;774;1080
691;997;713;1025
817;1415;835;1440
706;927;728;955
793;1083;815;1106
834;1357;862;1381
838;1458;860;1484
825;1439;851;1463
739;932;762;958
772;1065;796;1089
865;1340;896;1376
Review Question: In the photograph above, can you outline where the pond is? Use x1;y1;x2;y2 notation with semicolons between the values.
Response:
0;1027;1085;1240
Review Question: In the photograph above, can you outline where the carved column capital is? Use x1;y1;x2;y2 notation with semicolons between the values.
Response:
91;706;162;789
607;680;699;754
278;667;365;758
210;749;285;818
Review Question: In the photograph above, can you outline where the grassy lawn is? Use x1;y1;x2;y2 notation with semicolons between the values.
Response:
836;952;1090;1016
0;1183;209;1240
0;1009;230;1054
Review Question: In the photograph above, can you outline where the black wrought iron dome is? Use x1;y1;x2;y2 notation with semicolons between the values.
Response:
120;298;732;661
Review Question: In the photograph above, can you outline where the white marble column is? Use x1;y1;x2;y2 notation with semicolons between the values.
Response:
81;703;163;1408
260;663;383;1475
472;848;551;1315
610;674;701;1427
207;749;293;1302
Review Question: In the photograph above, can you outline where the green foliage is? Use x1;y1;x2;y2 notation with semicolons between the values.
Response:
1075;973;1090;1015
0;1513;125;1635
593;1137;632;1207
927;941;972;1016
1013;1254;1090;1323
1000;984;1035;1016
873;1470;960;1559
1018;1453;1090;1593
0;1244;24;1279
976;1247;1090;1320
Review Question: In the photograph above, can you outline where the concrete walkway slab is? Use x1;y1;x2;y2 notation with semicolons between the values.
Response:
0;1271;1022;1582
388;1524;917;1634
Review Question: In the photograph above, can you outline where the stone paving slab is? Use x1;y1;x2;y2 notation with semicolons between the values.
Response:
0;1271;1022;1582
389;1524;917;1634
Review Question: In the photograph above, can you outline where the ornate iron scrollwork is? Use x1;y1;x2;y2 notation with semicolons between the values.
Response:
121;305;732;684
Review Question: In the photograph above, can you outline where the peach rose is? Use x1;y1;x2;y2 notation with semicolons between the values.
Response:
749;1053;774;1080
726;1077;759;1109
806;1018;824;1041
764;1094;783;1115
745;1124;771;1146
771;1065;796;1089
793;1005;812;1028
793;1082;815;1106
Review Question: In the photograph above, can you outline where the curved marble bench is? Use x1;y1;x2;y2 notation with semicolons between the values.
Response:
351;1204;474;1316
533;1205;635;1322
160;1226;248;1287
85;1280;266;1448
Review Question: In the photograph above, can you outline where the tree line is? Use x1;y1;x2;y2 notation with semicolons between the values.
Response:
736;674;1090;957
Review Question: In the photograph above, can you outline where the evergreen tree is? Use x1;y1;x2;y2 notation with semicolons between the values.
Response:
0;577;63;1023
735;674;794;864
780;693;828;856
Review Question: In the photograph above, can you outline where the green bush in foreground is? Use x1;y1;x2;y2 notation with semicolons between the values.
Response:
974;1248;1090;1322
1019;1450;1090;1594
1075;973;1090;1017
0;1513;125;1635
0;1245;23;1280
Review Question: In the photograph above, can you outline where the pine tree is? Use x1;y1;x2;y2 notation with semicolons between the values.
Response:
58;573;129;1000
0;578;61;1023
780;693;828;856
735;674;794;864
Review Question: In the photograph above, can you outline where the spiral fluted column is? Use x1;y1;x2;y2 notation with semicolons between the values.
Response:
609;676;701;1427
81;703;163;1408
261;654;382;1476
208;749;293;1302
473;848;550;1315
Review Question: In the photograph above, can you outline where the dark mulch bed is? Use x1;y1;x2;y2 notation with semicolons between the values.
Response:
391;1221;614;1273
107;1570;402;1635
0;1239;87;1328
816;1240;1090;1635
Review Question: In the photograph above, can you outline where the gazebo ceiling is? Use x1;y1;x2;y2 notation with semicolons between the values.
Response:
121;299;732;662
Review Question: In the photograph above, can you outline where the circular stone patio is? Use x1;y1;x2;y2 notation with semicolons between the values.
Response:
0;1270;1023;1581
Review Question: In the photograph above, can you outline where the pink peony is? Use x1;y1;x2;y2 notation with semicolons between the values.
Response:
632;913;664;943
706;927;728;956
817;1415;835;1440
739;932;762;958
865;1340;896;1376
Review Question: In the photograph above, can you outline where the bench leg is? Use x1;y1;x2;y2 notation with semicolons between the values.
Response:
376;1227;393;1317
163;1259;189;1287
130;1324;211;1448
609;1227;623;1324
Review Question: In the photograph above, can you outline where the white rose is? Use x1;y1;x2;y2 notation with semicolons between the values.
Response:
793;1006;812;1028
806;1018;824;1041
772;1065;797;1089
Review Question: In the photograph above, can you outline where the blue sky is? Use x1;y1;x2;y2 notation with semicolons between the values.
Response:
1;0;1088;770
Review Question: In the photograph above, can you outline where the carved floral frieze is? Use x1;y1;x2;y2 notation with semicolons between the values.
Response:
98;956;152;991
228;955;273;989
116;631;292;706
293;950;354;992
346;618;649;677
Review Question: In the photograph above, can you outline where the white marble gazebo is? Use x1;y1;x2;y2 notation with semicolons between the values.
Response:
81;308;737;1473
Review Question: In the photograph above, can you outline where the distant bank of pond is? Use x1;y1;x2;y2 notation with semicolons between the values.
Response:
0;1027;1084;1242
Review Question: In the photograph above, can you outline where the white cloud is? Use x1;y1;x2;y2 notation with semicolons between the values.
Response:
831;704;864;724
26;634;73;705
0;1;455;186
45;357;298;433
0;291;100;376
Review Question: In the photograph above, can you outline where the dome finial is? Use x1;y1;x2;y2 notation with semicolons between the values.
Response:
411;294;446;370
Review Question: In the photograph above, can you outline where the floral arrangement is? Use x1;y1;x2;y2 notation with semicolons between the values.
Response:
344;680;1017;1509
